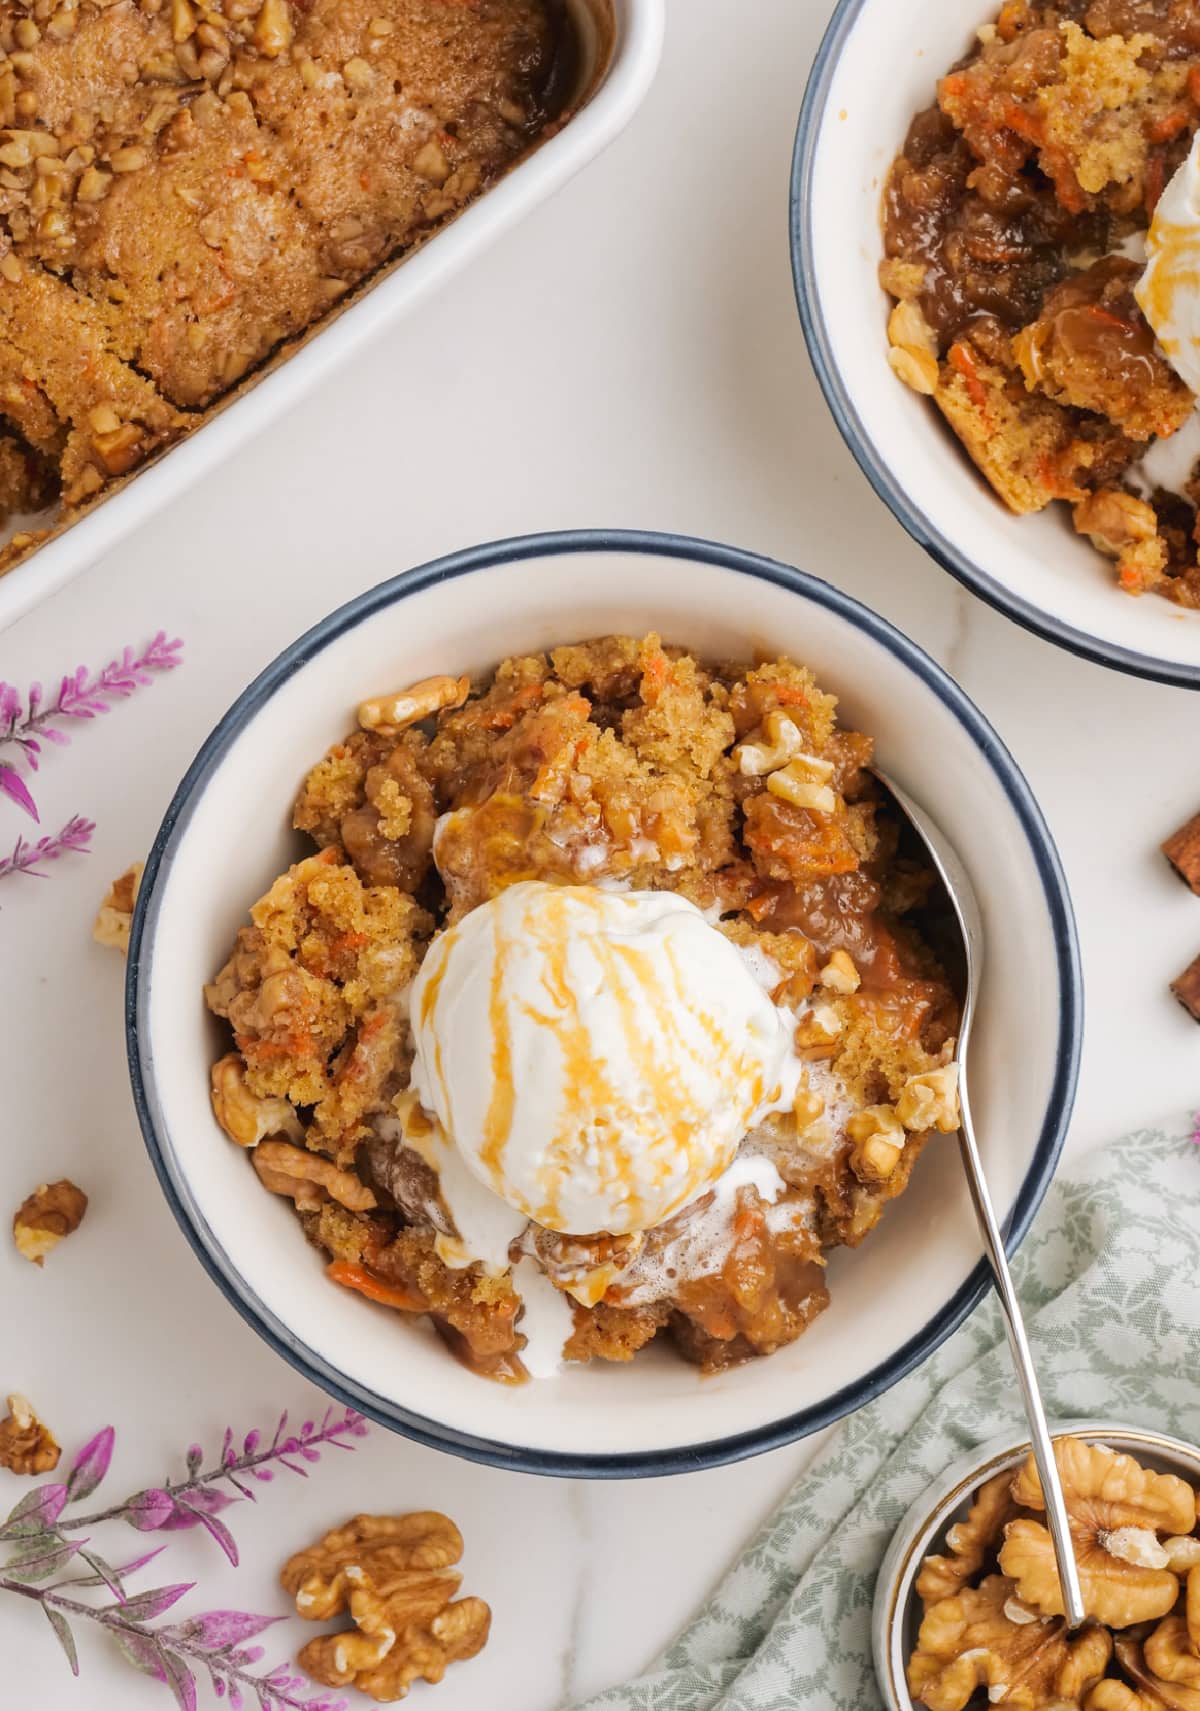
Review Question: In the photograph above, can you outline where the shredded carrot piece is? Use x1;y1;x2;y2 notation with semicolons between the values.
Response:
1035;452;1084;504
479;681;544;730
758;681;810;708
327;1261;427;1311
948;342;989;412
1001;101;1043;147
1086;303;1132;333
1145;154;1167;217
327;930;368;958
237;1031;317;1062
1148;109;1190;145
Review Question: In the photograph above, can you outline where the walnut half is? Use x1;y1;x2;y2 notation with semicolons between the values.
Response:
908;1574;1111;1711
210;1053;303;1149
281;1512;490;1701
12;1178;88;1265
0;1394;60;1476
252;1140;377;1214
1001;1438;1195;1627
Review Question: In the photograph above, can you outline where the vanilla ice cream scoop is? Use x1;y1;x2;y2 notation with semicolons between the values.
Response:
1137;131;1200;397
409;881;800;1237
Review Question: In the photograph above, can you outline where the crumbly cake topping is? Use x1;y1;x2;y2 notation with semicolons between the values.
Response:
882;1;1200;605
0;0;571;569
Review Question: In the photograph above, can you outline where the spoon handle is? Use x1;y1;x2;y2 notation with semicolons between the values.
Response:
956;1082;1087;1630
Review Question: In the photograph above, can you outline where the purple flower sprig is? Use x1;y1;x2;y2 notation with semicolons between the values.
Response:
0;1411;367;1709
0;631;183;821
0;814;94;891
53;1409;370;1568
0;1575;347;1711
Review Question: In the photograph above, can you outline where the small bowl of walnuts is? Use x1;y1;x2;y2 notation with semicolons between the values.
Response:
875;1424;1200;1711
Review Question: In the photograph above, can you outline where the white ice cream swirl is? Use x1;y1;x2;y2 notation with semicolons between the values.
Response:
1137;131;1200;398
409;881;801;1238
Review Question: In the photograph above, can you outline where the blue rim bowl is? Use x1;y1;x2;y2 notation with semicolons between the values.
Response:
126;528;1082;1477
791;0;1200;690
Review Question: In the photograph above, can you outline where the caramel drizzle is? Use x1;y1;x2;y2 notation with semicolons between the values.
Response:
423;886;777;1233
1140;197;1200;380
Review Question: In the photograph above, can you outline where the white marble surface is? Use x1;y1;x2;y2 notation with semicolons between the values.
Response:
3;2;1200;1705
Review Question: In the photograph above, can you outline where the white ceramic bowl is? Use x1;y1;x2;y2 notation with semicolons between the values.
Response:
793;0;1200;689
126;530;1082;1475
0;0;663;634
873;1421;1200;1710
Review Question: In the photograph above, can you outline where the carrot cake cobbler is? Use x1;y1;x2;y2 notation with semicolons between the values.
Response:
882;0;1200;605
0;0;574;570
206;635;961;1381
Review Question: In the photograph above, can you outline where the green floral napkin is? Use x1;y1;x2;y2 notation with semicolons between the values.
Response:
572;1119;1200;1711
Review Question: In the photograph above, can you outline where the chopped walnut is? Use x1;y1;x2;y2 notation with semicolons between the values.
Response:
252;1139;378;1214
818;949;860;995
92;861;143;953
847;1103;906;1181
732;710;809;776
1072;491;1169;599
12;1178;88;1265
281;1513;490;1701
210;1053;304;1149
766;754;838;814
897;1064;960;1133
795;1002;843;1059
0;1393;60;1476
908;1574;1112;1710
1000;1438;1194;1626
888;298;940;397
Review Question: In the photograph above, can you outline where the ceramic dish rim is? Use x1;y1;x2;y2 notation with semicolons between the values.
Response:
790;0;1200;692
125;526;1083;1477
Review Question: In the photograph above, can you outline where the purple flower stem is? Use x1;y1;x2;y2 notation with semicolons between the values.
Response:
58;1409;365;1533
0;633;184;765
0;815;94;890
0;1578;341;1711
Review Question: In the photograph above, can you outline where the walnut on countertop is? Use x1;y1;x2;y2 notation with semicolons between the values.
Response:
92;861;143;953
0;1393;60;1476
281;1512;490;1701
12;1178;88;1265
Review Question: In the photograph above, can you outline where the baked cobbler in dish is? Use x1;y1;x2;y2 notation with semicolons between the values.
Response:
206;635;961;1382
882;1;1200;605
0;0;575;573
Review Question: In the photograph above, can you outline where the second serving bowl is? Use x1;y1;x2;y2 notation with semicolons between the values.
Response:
127;529;1082;1475
874;1421;1200;1710
793;0;1200;689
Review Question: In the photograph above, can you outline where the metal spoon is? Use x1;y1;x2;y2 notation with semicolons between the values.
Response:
872;767;1086;1631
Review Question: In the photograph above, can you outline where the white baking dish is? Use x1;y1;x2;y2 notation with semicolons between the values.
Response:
0;0;663;633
